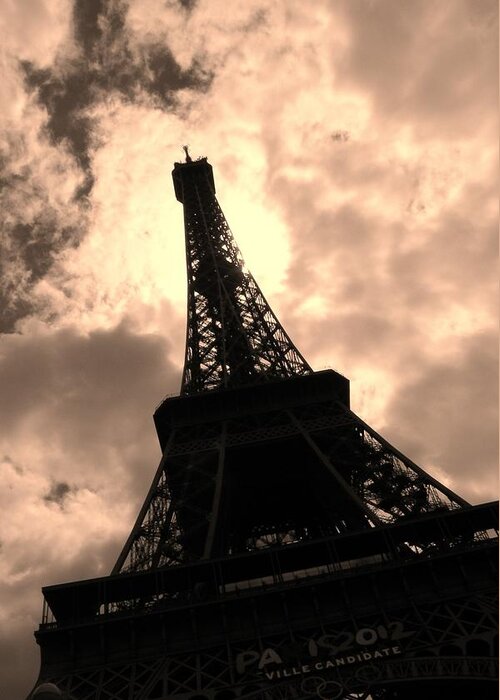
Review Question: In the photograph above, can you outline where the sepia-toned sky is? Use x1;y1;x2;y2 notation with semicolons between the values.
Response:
0;0;498;696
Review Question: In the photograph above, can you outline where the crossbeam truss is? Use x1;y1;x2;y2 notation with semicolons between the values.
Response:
113;398;467;575
36;593;499;699
107;155;469;574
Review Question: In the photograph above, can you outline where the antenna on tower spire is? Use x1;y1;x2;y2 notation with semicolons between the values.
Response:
182;145;192;163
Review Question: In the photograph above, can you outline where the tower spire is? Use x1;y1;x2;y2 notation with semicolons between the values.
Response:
172;156;311;396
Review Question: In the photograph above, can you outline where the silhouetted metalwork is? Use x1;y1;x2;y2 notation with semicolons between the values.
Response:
29;155;498;700
173;156;311;396
112;157;468;576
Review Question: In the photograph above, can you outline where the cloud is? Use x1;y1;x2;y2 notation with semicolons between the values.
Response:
0;320;178;481
43;480;72;506
335;0;498;137
22;0;212;185
1;0;213;332
0;123;88;332
0;321;179;696
268;131;497;502
1;1;497;697
383;331;498;503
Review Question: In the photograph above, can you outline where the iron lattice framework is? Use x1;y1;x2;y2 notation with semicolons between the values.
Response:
112;383;469;574
112;156;468;576
29;154;498;700
35;587;500;700
172;156;311;395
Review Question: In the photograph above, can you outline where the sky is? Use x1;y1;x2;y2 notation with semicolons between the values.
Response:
0;0;497;697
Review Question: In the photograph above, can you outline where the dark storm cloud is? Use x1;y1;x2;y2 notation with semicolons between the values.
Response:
0;132;85;333
0;319;182;532
22;0;212;184
335;0;498;134
2;0;212;332
383;331;498;502
0;320;179;459
178;0;199;12
21;59;96;198
44;481;72;506
0;321;180;693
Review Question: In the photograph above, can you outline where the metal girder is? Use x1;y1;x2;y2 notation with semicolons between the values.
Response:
174;158;311;396
114;384;470;573
33;588;499;699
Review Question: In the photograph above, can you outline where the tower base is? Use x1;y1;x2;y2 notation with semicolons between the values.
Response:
31;502;498;699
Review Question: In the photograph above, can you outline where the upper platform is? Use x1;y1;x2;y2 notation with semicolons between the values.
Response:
172;156;216;203
154;369;350;450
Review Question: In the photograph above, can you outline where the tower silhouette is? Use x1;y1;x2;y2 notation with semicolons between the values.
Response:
29;155;498;700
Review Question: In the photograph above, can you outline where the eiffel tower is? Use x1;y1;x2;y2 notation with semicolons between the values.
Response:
29;152;498;700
